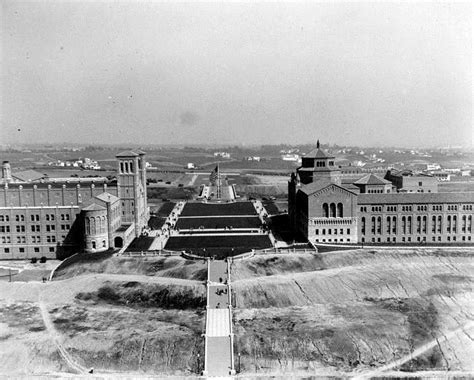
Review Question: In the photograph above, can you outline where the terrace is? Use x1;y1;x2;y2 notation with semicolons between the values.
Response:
165;235;272;258
180;201;257;217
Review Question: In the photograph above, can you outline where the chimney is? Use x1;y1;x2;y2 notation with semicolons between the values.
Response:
2;161;12;182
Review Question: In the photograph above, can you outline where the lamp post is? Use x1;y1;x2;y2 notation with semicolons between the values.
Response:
197;353;200;374
238;352;241;373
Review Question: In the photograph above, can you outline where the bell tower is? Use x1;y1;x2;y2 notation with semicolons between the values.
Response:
116;150;147;236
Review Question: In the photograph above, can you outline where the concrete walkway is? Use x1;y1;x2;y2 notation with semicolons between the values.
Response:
204;260;235;377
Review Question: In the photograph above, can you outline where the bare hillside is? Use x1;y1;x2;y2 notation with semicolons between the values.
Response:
231;249;474;377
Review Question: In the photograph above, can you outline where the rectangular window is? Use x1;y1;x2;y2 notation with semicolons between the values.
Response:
4;248;9;253
19;248;25;253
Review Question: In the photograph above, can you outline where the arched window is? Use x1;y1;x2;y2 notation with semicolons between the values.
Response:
402;216;406;234
392;216;397;234
361;217;366;235
120;162;124;173
422;216;427;233
91;217;96;235
416;216;421;233
437;215;442;233
386;216;391;234
407;216;412;234
337;203;343;217
124;162;129;173
462;215;467;232
452;215;457;233
447;215;451;233
371;216;376;234
92;241;96;249
377;216;382;234
130;161;134;173
330;203;336;218
85;217;90;235
323;203;329;218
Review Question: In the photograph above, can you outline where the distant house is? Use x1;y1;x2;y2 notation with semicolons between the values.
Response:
384;169;438;193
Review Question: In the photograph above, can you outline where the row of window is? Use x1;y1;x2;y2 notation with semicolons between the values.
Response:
315;228;351;235
360;204;472;213
322;203;344;218
85;216;107;235
361;215;473;235
3;247;55;254
119;159;142;174
0;224;70;233
2;235;68;244
361;235;472;243
91;240;107;249
315;238;351;243
0;213;71;222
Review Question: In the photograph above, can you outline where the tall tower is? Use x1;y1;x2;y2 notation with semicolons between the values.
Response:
116;150;147;236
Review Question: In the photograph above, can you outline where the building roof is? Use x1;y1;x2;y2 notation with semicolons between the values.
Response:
354;173;391;186
134;149;146;155
82;203;106;211
95;192;120;203
358;192;474;205
12;170;46;182
116;150;139;157
306;147;335;159
299;180;357;196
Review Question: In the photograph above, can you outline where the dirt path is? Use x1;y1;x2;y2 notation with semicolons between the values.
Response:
354;320;474;379
38;297;88;375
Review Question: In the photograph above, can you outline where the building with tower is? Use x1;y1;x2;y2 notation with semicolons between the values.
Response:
289;142;474;246
0;151;149;259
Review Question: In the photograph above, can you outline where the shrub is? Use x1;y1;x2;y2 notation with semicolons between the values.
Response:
97;285;120;302
40;256;47;263
30;257;38;264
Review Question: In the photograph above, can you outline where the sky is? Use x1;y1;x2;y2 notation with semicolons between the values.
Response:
1;1;472;147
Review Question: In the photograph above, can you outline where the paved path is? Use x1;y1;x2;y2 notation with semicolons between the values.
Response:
204;260;235;377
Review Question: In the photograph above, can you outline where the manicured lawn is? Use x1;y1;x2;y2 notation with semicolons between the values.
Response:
180;202;256;216
176;216;262;230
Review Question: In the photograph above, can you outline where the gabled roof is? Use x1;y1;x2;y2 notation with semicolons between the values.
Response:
134;149;146;155
299;180;357;196
354;173;391;186
12;170;46;182
82;203;106;211
95;192;120;203
116;150;139;157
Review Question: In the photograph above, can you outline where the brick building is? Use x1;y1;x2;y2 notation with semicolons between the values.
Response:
0;151;148;259
289;143;474;246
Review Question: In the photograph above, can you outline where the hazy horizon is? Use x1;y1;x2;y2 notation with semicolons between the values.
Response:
2;2;472;148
